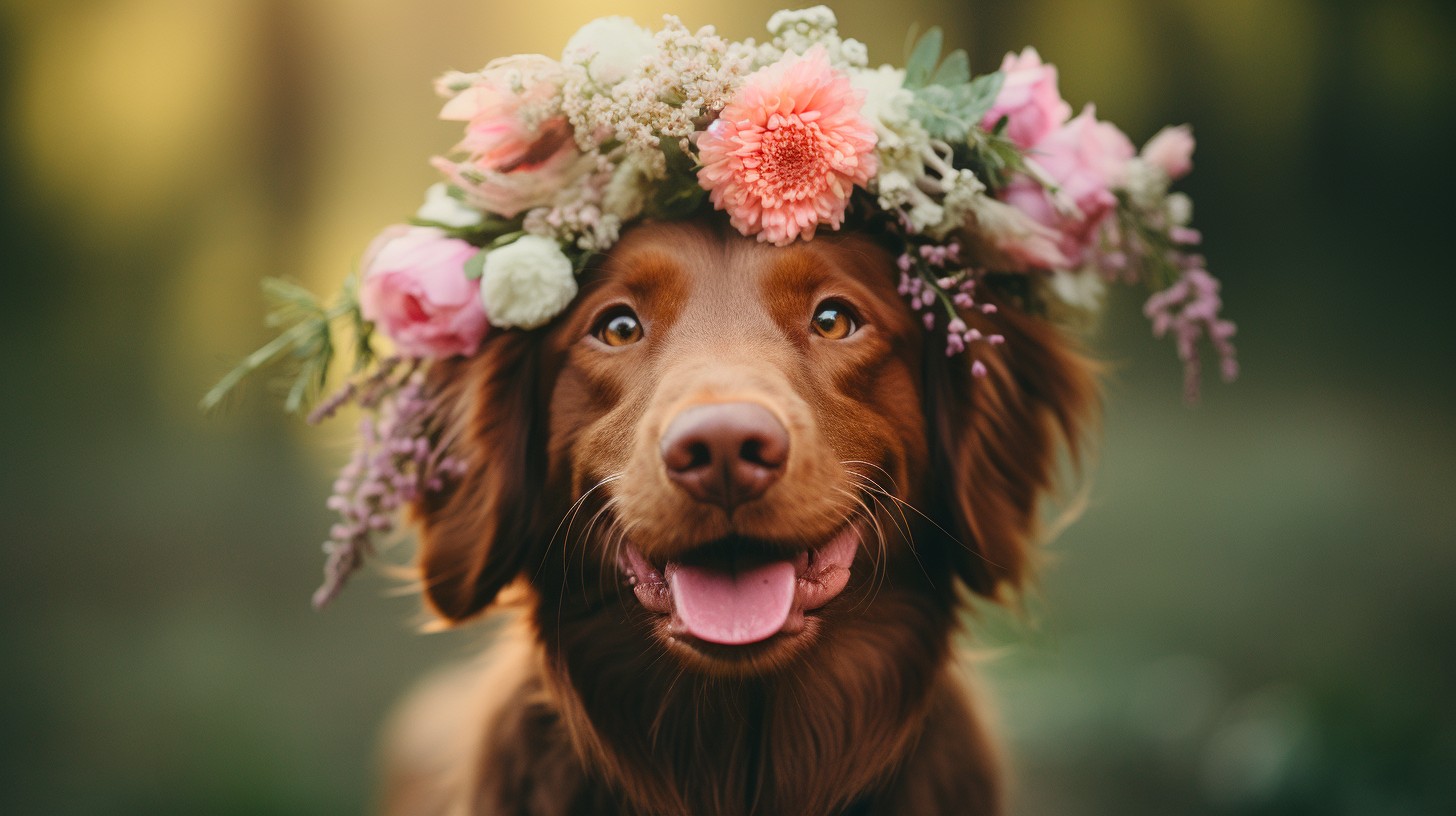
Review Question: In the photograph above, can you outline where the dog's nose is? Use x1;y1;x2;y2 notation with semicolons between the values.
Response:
660;402;789;511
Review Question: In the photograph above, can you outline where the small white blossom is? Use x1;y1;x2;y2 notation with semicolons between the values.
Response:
767;6;838;36
602;153;653;222
927;168;989;237
415;183;483;228
851;66;913;139
762;5;865;68
839;38;868;67
1047;267;1108;313
1119;157;1170;212
561;16;751;172
1166;192;1193;226
479;235;577;329
562;16;656;86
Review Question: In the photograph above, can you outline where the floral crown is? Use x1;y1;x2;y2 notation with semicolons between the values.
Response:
204;7;1237;607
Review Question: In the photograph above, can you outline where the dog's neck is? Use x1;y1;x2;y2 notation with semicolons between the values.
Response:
535;585;956;816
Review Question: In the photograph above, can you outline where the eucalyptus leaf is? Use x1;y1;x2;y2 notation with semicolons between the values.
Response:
930;49;970;87
911;84;972;142
962;71;1006;123
904;26;943;90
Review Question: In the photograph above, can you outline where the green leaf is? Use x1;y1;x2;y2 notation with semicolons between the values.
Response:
910;84;978;142
903;23;920;65
261;278;323;311
645;139;709;220
904;26;943;90
930;48;970;87
338;272;375;372
463;248;488;280
962;71;1006;124
646;178;706;220
199;320;315;412
486;230;525;249
200;275;370;415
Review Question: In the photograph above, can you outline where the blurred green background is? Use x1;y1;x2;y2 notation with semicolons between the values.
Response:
3;0;1453;813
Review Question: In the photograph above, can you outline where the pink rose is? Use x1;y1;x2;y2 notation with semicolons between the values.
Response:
980;47;1072;149
358;226;488;358
1000;105;1134;263
1140;124;1194;180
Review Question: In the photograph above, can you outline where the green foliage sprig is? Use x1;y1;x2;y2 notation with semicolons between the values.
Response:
200;276;375;416
903;27;1006;144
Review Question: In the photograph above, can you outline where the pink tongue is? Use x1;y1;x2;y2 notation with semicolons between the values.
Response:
667;559;797;645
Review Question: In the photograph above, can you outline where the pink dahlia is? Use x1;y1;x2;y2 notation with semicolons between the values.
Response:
697;47;877;246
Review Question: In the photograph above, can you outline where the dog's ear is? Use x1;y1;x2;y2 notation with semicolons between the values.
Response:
411;331;550;623
925;300;1100;599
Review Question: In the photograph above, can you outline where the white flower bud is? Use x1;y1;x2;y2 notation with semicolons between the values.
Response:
562;16;656;86
416;183;483;229
1165;192;1193;226
479;236;577;329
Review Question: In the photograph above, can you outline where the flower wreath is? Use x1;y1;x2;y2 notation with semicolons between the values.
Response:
204;7;1237;607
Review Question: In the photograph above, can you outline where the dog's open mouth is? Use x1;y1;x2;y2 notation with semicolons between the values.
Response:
620;526;860;646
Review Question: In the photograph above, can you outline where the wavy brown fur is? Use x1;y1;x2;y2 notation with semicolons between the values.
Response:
381;218;1099;816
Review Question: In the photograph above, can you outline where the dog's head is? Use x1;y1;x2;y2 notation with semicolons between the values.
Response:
412;217;1096;673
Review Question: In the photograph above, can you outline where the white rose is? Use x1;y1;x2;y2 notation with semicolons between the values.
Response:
479;235;577;329
416;183;483;229
562;16;655;86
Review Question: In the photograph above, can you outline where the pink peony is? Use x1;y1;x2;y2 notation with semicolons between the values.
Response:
980;47;1072;149
358;226;488;358
1140;124;1195;180
430;140;584;219
965;195;1072;272
696;47;878;246
440;55;567;171
1000;104;1134;263
435;55;583;217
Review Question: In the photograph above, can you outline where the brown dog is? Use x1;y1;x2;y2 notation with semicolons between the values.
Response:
379;217;1097;815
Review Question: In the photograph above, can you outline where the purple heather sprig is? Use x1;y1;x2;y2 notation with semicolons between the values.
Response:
1143;267;1239;404
311;367;467;609
896;240;1004;370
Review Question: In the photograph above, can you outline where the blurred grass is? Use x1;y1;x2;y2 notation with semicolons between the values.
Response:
2;0;1454;813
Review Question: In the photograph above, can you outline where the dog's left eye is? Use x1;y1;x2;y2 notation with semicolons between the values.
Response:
594;308;644;347
810;301;857;340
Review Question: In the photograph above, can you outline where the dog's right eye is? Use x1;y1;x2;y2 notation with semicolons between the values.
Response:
810;301;857;340
593;309;644;347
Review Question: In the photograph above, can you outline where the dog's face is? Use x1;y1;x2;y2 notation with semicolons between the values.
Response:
544;222;928;670
413;217;1096;676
